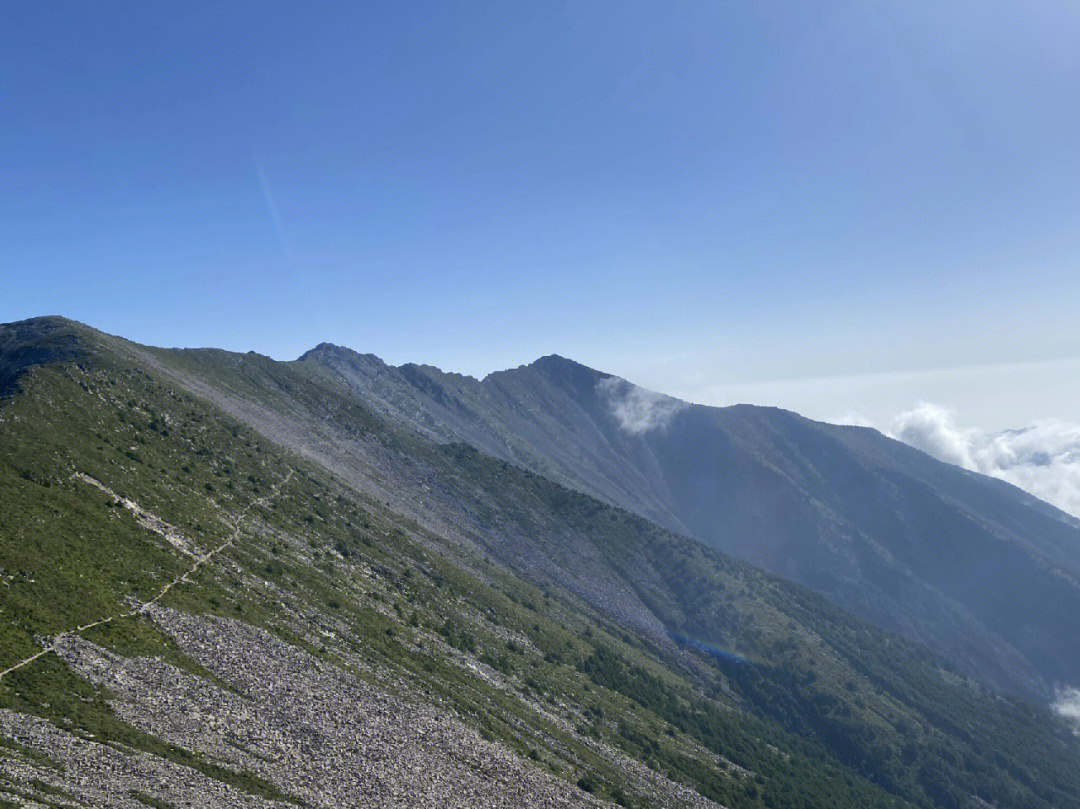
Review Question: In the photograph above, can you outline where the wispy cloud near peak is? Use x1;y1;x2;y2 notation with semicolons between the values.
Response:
597;377;687;435
1053;687;1080;734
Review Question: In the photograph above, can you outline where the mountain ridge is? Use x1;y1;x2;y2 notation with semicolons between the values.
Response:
3;315;1080;808
292;329;1080;700
7;317;1080;701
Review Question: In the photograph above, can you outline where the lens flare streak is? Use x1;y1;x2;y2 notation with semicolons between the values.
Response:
670;633;759;666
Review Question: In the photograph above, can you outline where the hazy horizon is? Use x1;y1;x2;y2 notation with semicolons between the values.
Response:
5;2;1079;427
4;1;1078;510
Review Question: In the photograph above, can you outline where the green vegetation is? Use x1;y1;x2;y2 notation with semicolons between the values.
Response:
0;318;1078;809
130;791;179;809
436;440;1080;809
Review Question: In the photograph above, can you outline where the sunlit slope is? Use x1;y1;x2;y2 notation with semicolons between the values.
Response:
1;316;1079;809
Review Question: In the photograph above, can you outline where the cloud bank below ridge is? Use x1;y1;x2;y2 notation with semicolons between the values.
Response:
885;403;1080;520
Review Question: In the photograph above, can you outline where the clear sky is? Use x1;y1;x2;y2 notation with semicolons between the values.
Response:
4;1;1079;430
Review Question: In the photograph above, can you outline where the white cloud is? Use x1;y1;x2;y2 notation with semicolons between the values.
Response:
829;411;876;427
597;377;687;435
887;403;1080;518
655;357;1080;435
891;403;978;468
1053;686;1080;734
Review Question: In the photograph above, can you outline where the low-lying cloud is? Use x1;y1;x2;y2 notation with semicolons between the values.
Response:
1053;686;1080;734
597;377;687;435
888;403;1080;518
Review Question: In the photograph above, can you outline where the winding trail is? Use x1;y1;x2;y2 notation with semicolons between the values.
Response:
0;469;293;682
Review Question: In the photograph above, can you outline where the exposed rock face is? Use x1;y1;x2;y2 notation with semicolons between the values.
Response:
0;710;283;809
2;607;721;809
73;471;195;556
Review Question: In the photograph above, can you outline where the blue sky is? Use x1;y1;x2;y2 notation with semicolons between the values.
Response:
3;1;1079;429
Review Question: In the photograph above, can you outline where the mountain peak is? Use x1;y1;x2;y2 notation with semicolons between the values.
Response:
0;316;105;394
296;341;349;361
520;353;609;383
527;353;594;371
296;342;386;368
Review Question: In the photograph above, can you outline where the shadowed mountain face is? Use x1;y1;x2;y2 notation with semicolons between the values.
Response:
298;345;1080;699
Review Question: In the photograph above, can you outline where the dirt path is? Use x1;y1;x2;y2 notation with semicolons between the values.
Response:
0;469;293;682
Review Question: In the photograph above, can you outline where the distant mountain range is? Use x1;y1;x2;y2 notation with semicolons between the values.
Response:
298;343;1080;700
1;316;1079;809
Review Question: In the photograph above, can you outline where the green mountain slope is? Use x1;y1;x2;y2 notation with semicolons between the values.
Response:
294;344;1080;699
1;317;1079;809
